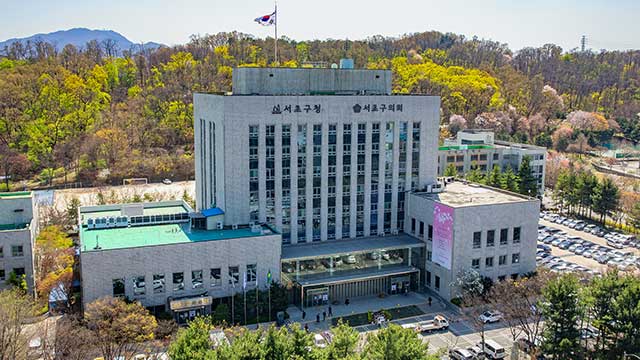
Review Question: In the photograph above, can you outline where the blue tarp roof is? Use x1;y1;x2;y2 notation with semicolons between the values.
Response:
201;207;225;217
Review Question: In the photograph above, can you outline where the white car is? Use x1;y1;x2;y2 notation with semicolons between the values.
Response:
162;178;172;185
344;254;357;264
314;333;327;348
479;310;503;323
449;348;476;360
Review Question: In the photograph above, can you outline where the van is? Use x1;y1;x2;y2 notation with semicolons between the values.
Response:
478;339;506;359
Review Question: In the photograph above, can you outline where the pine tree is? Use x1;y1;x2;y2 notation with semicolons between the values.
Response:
500;166;519;192
591;177;620;225
541;275;582;360
517;155;538;197
487;165;502;188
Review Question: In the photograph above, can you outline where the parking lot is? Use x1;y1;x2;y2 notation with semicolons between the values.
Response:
537;212;640;274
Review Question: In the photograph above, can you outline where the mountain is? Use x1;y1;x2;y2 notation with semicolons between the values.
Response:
0;28;163;53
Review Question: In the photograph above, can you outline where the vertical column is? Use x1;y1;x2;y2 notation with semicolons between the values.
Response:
290;124;299;244
377;123;385;236
258;123;266;222
306;124;314;242
335;122;344;240
405;123;413;192
320;123;329;241
275;123;283;232
363;122;372;236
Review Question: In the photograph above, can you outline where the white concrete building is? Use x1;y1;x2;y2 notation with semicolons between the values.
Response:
405;181;539;300
0;191;37;294
438;130;547;195
78;201;281;323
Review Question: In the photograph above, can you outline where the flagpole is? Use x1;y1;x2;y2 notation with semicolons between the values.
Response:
256;275;260;329
274;1;278;64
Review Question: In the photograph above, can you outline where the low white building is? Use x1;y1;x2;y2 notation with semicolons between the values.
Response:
79;201;281;323
405;180;539;300
0;191;37;294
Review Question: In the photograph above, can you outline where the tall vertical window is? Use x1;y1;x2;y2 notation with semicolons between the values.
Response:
370;123;380;234
228;266;240;286
397;122;408;230
282;125;291;243
411;122;421;189
133;276;145;296
473;231;482;249
246;264;257;283
342;124;352;238
383;122;394;232
153;274;165;293
487;230;495;247
210;268;221;287
500;228;509;245
192;270;203;289
513;227;521;244
356;123;366;236
297;125;307;242
265;125;276;226
173;272;184;291
328;124;337;239
312;124;322;241
249;125;259;222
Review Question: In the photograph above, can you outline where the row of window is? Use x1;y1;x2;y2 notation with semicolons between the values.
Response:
0;245;24;258
472;228;520;249
112;264;257;298
410;218;433;240
471;253;520;269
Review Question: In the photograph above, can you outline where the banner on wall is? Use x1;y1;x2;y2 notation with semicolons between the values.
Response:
432;203;454;270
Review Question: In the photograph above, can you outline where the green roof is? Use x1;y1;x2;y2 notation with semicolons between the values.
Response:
438;145;494;151
0;223;29;231
0;191;31;199
80;223;274;252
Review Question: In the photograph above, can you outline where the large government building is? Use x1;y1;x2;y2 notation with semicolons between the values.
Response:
79;65;540;320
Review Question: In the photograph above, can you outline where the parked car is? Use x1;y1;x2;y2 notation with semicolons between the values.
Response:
477;340;506;359
479;310;503;324
449;348;476;360
344;254;357;264
162;178;172;185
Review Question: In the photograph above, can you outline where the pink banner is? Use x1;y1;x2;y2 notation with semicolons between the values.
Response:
432;203;454;270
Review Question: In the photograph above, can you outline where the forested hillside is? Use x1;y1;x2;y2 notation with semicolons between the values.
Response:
1;31;639;189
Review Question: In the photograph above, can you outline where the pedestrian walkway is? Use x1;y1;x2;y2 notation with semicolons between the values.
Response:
279;292;449;332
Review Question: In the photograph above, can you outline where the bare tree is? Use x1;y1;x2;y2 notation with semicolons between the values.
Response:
0;289;33;360
52;315;96;360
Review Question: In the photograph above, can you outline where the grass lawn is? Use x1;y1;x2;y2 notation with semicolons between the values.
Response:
331;305;424;327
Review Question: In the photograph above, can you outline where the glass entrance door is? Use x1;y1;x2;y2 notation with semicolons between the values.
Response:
305;287;329;308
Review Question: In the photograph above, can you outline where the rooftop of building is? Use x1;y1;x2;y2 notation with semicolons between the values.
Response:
282;234;424;260
414;181;536;208
80;222;276;253
79;201;191;225
0;191;32;199
442;129;546;152
230;67;392;96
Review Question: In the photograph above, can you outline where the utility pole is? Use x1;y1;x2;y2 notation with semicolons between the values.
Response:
581;35;587;52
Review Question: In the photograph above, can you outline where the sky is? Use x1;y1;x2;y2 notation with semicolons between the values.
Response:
2;0;639;51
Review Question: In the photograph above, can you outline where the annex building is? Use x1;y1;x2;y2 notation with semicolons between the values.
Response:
78;64;540;317
0;191;38;294
438;130;547;195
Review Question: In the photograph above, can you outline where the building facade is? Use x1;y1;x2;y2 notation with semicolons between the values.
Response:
405;181;539;300
79;201;281;323
0;191;37;294
438;130;546;195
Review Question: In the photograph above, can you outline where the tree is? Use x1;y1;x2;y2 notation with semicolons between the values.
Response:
216;328;263;360
363;323;436;360
288;323;315;359
500;166;519;192
34;225;74;303
5;271;27;292
443;163;458;177
591;177;620;225
168;317;215;360
541;275;582;360
65;197;81;229
486;165;502;188
261;325;291;360
0;289;33;360
452;269;484;299
53;315;96;360
630;202;640;230
326;319;360;360
517;155;538;197
84;297;158;360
